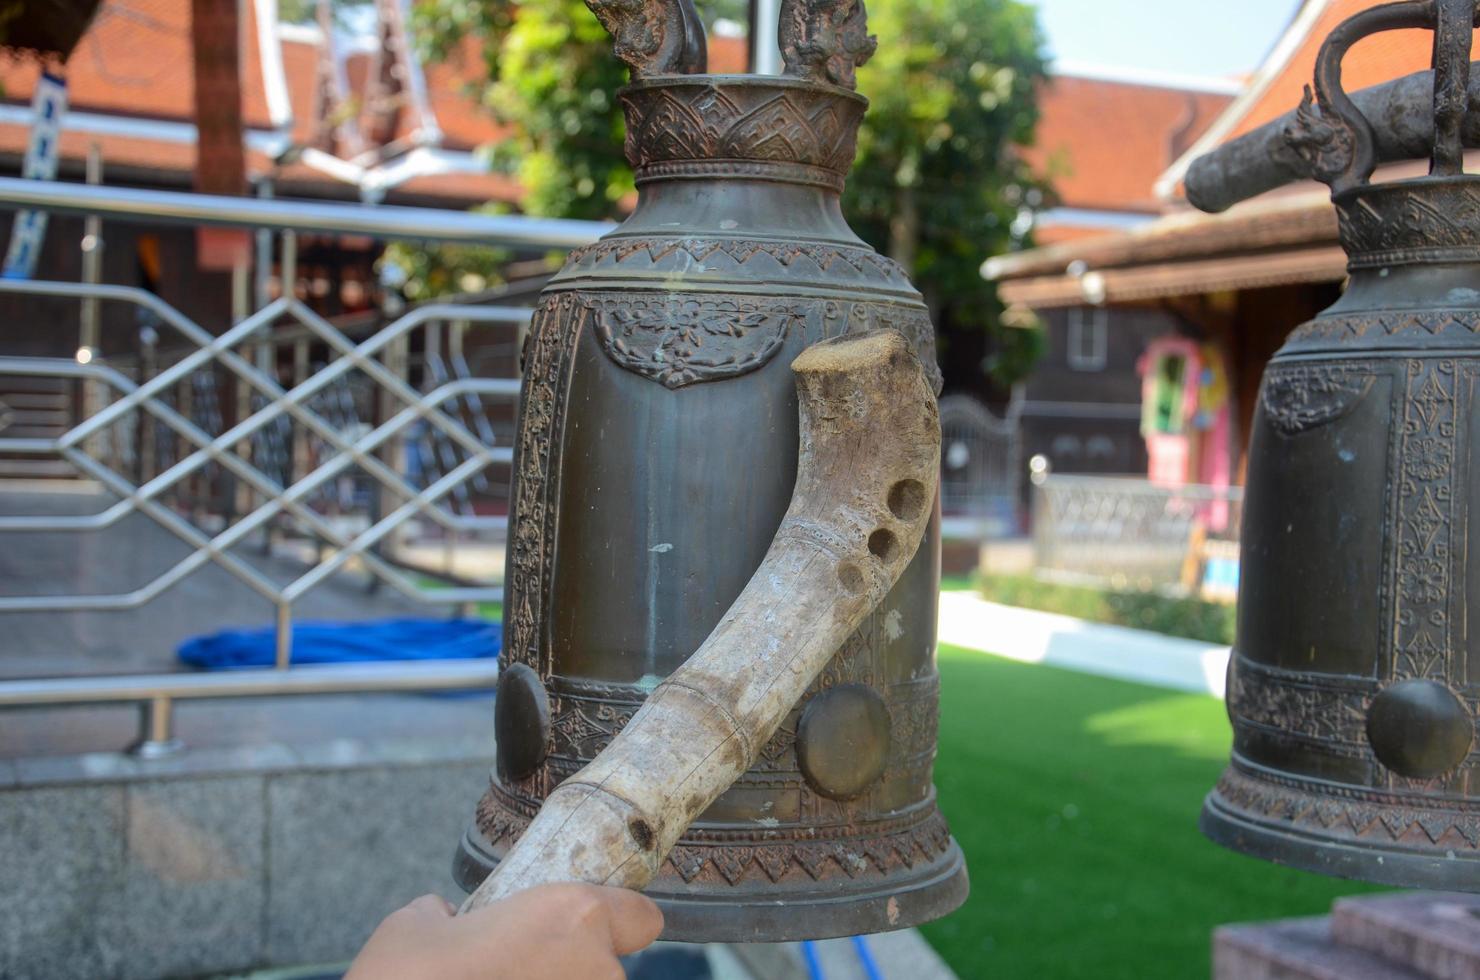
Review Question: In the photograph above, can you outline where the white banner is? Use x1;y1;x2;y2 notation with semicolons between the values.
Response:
3;72;68;280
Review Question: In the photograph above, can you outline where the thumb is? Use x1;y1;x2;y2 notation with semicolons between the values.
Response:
594;886;664;956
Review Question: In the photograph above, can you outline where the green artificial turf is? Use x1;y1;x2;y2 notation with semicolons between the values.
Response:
940;574;975;593
920;645;1378;980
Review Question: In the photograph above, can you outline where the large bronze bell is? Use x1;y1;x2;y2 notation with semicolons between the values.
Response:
1201;0;1480;890
451;0;968;939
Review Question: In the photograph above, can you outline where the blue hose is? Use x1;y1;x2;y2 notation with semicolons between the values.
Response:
801;940;825;980
800;936;886;980
851;936;885;980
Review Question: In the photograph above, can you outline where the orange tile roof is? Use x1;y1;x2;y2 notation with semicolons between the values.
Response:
415;33;745;150
421;37;507;151
238;0;287;129
264;158;521;205
0;121;187;174
279;34;321;146
0;4;749;207
0;0;517;205
709;34;748;74
0;0;277;129
1034;224;1122;246
992;1;1480;289
1023;73;1232;214
390;169;523;202
1226;0;1480;141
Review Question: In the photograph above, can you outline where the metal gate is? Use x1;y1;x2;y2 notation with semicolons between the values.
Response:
938;390;1022;539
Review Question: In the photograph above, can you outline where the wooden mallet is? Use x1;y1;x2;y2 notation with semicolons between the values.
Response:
462;329;940;910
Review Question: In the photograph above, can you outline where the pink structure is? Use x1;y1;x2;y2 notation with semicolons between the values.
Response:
1139;335;1232;529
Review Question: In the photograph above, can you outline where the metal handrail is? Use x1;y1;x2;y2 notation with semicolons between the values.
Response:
0;182;563;757
0;660;501;758
0;175;610;246
0;359;514;611
0;659;499;704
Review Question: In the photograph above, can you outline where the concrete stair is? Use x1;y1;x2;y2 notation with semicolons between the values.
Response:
1332;893;1480;980
1215;894;1480;980
1216;917;1430;980
0;376;76;479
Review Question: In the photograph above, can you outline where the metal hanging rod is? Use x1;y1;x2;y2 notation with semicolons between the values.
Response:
0;176;611;247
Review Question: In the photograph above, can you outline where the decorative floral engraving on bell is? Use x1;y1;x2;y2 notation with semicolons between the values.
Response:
451;0;967;939
1200;0;1480;891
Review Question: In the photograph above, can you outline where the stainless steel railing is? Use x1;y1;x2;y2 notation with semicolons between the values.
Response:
0;660;503;758
1030;461;1243;596
0;180;608;755
0;175;607;246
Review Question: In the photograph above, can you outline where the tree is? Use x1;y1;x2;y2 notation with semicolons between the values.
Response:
409;0;1047;384
845;0;1047;388
415;0;734;221
279;0;374;28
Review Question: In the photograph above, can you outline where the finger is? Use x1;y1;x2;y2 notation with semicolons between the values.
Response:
403;893;456;919
594;886;664;956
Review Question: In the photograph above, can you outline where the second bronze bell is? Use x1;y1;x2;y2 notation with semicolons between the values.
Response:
1200;0;1480;891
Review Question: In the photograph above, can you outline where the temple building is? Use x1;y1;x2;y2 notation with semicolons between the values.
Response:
986;0;1472;488
0;0;748;331
1000;62;1236;483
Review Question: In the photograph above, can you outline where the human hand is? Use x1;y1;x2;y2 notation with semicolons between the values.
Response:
345;882;664;980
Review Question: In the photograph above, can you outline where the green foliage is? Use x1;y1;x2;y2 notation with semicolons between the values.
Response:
412;0;744;222
380;202;516;301
413;0;633;220
408;0;1049;386
982;315;1045;387
926;645;1377;978
279;0;373;26
939;573;975;593
379;240;509;301
977;572;1237;645
1106;589;1237;646
846;0;1048;382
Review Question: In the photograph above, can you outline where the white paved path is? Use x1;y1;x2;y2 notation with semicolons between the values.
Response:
936;591;1232;699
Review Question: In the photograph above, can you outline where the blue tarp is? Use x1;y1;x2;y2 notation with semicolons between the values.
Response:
178;618;501;670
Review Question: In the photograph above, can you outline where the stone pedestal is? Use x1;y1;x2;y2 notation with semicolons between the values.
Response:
1215;893;1480;980
0;726;494;980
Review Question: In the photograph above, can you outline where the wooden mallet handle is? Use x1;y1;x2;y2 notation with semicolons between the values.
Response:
462;329;940;910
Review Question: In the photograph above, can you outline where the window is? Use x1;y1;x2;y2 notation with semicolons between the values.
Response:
1087;435;1117;462
1050;435;1082;462
1067;307;1108;371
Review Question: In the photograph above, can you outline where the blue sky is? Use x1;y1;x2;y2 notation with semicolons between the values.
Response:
1031;0;1301;79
